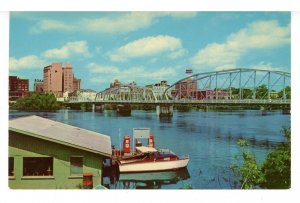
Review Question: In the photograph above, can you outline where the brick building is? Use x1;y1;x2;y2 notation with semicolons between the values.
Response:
73;78;81;92
9;76;29;100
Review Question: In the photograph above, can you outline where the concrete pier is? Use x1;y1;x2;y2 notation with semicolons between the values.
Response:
95;104;104;112
156;105;173;117
117;104;131;116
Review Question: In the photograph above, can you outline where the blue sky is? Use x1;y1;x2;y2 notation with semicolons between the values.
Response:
9;12;291;91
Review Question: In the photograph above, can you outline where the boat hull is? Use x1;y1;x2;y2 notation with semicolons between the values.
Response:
118;158;189;173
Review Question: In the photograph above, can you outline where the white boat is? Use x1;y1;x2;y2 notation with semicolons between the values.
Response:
117;146;190;173
118;168;190;182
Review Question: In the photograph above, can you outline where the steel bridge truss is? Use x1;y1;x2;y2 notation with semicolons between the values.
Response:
164;68;291;101
68;68;290;104
95;84;166;102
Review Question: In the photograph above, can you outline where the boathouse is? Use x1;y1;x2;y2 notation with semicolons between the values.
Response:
9;115;112;189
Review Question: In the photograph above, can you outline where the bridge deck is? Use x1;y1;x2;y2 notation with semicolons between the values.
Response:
67;99;290;105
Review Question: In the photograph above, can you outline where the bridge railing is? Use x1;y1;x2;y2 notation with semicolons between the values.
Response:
67;98;290;104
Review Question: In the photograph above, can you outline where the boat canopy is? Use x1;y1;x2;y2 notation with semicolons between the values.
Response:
136;146;157;153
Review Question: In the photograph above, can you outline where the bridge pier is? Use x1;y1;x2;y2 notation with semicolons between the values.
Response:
205;105;210;112
156;105;173;117
260;106;267;116
95;104;104;112
117;104;131;116
282;109;290;115
92;104;95;112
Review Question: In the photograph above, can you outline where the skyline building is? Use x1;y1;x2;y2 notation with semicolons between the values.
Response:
73;78;81;93
63;63;74;93
9;76;29;100
34;79;44;93
43;62;81;97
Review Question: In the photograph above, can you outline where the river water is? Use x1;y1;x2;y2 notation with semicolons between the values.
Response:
9;109;290;189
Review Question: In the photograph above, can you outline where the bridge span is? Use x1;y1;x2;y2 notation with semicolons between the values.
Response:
68;99;290;105
67;68;291;116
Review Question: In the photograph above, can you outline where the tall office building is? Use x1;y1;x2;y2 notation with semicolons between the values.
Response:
63;63;74;93
43;62;80;97
43;63;63;96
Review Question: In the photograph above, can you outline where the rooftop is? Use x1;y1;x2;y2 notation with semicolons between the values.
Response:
9;115;112;157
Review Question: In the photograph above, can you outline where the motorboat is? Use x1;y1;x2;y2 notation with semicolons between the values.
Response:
118;167;190;182
117;146;189;173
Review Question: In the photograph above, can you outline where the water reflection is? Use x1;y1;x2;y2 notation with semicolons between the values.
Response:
159;117;172;123
106;168;190;189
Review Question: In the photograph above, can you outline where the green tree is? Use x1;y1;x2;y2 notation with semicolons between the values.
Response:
231;139;263;189
231;128;291;189
278;86;291;99
12;93;60;111
255;84;268;99
242;88;253;99
260;128;291;189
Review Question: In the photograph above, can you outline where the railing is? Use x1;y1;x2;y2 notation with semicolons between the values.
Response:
67;99;290;105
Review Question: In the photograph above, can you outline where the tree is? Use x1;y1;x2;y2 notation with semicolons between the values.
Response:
242;88;253;99
260;128;291;189
255;84;268;99
12;93;60;111
231;127;291;189
231;139;263;189
278;86;291;99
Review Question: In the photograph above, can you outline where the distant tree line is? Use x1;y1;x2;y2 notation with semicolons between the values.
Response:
228;85;291;99
11;93;60;111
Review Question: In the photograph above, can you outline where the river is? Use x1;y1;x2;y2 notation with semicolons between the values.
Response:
9;109;290;189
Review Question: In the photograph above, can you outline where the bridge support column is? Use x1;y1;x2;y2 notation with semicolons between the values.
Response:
92;104;95;112
260;106;267;116
95;104;104;112
117;104;131;116
282;109;290;115
156;105;173;117
205;105;210;112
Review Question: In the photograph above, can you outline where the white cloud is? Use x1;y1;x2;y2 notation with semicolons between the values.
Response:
191;20;290;70
109;35;185;62
10;41;91;71
30;12;197;34
88;62;177;85
168;49;187;59
9;55;45;71
31;19;75;33
42;41;91;59
83;12;154;34
165;12;197;18
250;62;284;72
86;63;120;74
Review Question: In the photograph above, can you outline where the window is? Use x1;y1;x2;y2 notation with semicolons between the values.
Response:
70;156;83;175
23;157;53;176
9;157;14;176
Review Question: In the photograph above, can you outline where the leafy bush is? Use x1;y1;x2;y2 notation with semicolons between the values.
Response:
12;93;60;112
232;127;291;189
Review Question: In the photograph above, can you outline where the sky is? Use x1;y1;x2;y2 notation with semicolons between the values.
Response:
9;12;291;91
